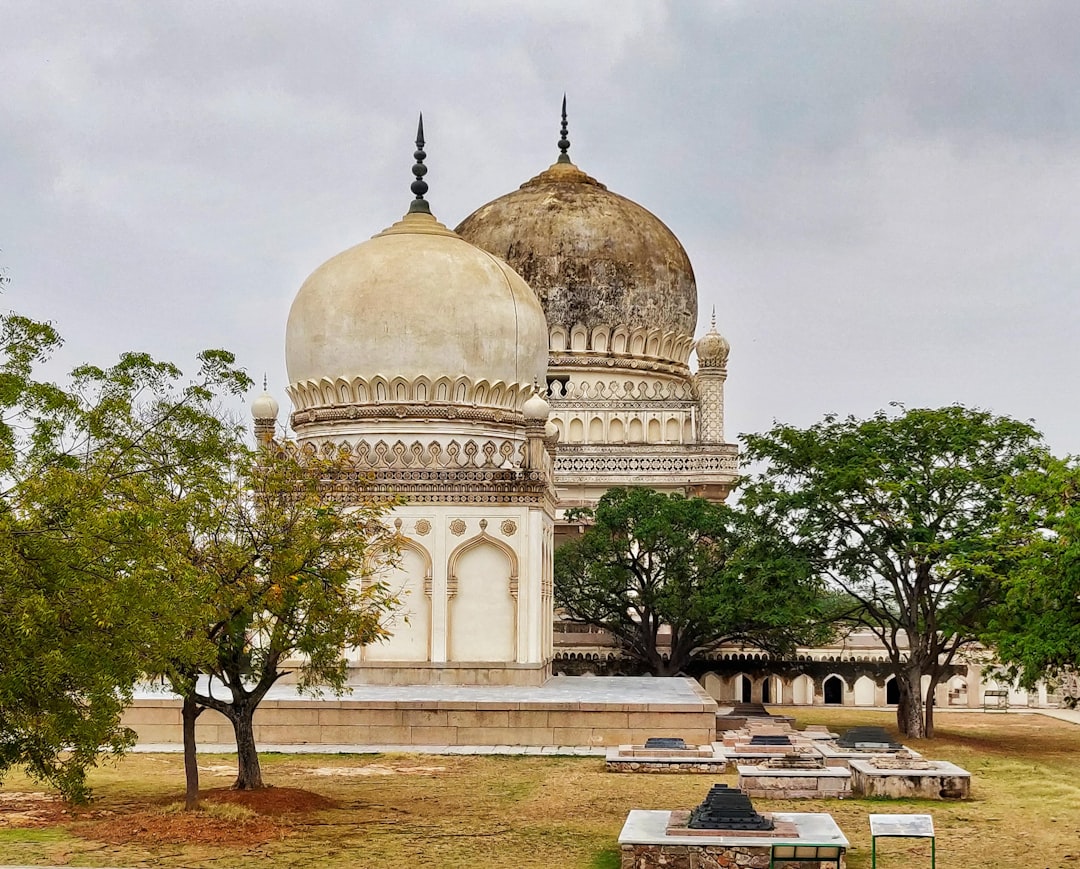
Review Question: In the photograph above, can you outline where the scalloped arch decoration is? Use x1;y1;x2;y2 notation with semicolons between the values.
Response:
447;531;520;598
287;375;531;412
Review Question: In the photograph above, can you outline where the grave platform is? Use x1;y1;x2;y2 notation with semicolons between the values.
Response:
736;760;852;799
848;757;971;799
605;738;728;773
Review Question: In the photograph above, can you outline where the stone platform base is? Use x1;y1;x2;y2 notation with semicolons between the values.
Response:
619;810;848;869
124;676;717;748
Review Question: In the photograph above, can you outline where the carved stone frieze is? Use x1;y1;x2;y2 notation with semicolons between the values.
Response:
291;403;525;429
554;444;739;479
548;353;689;379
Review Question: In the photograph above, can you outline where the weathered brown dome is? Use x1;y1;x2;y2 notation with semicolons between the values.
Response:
455;160;698;364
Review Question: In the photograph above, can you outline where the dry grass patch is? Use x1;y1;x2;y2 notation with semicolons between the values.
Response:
0;712;1076;868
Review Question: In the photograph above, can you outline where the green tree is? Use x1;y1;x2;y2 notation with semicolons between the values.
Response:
167;445;402;793
985;457;1080;700
554;487;831;676
0;313;250;801
742;405;1047;738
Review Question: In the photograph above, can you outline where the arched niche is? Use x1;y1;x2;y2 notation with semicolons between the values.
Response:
363;540;432;662
447;533;518;662
588;417;604;443
853;675;876;706
792;674;814;705
701;671;724;701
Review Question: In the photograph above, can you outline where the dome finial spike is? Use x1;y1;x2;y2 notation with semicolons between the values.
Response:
557;94;571;163
710;306;717;330
262;372;268;391
409;111;431;214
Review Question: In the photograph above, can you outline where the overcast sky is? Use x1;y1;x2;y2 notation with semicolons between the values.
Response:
2;1;1078;455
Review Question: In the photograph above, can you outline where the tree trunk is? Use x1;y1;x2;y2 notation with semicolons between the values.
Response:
923;674;939;738
895;677;911;735
181;694;203;809
902;664;927;739
230;706;263;790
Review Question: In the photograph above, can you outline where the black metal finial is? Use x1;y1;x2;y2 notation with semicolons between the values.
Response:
409;112;430;214
557;94;571;163
262;373;268;391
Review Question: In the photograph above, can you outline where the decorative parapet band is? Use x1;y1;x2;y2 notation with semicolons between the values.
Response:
554;444;739;478
548;378;695;401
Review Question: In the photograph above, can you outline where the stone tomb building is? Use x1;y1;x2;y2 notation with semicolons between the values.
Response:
124;112;727;748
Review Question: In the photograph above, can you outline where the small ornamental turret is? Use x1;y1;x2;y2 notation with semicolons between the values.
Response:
250;376;279;446
695;308;730;370
695;308;729;445
523;381;552;471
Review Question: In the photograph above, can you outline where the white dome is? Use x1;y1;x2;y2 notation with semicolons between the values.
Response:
285;211;548;416
250;390;279;421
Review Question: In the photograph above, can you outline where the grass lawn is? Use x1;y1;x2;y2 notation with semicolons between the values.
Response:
0;709;1077;868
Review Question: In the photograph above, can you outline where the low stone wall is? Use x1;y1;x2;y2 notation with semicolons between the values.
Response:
123;698;716;748
606;760;728;774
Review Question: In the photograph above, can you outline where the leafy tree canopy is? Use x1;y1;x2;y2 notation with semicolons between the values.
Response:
166;445;403;791
0;312;251;800
986;457;1080;698
742;404;1048;737
554;487;832;676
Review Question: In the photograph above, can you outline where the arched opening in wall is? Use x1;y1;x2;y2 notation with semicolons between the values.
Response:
588;417;604;443
609;418;625;443
823;675;844;705
647;418;661;443
853;675;876;706
792;674;814;705
551;419;564;440
683;419;694;442
360;546;430;662
568;418;584;443
761;677;771;704
449;541;515;662
885;676;899;705
628;418;644;443
947;676;968;707
665;418;681;443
